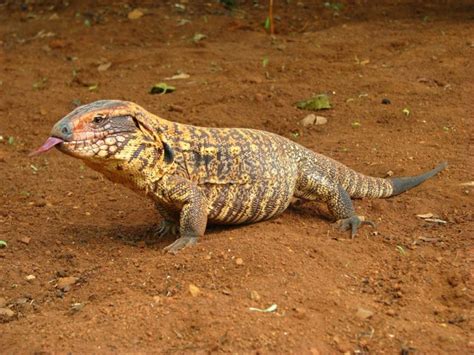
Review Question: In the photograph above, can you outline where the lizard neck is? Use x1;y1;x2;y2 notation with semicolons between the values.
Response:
84;132;176;195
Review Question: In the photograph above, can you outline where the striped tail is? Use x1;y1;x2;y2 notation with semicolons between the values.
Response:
389;162;448;196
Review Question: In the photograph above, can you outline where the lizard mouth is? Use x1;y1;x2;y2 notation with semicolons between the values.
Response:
31;133;130;159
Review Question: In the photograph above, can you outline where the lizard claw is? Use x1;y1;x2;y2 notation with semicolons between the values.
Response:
154;220;179;239
337;215;376;238
163;237;198;254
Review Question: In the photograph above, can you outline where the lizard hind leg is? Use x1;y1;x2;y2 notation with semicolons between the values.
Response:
295;173;375;237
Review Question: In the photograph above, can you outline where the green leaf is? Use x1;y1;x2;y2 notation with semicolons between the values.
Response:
264;16;271;31
0;240;7;248
149;82;176;95
296;94;331;111
262;56;269;68
8;136;14;145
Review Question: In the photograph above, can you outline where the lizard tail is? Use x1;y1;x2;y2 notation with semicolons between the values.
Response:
389;161;448;196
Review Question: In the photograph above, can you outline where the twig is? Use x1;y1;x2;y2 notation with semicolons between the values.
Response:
269;0;274;35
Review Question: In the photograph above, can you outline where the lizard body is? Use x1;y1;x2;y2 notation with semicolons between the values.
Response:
32;100;447;252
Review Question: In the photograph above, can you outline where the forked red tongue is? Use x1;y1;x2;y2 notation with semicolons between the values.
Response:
29;137;64;157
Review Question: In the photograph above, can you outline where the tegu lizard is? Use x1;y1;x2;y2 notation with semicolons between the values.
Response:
31;100;447;253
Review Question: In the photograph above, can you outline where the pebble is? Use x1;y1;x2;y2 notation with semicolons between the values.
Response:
168;104;184;113
254;93;264;102
128;9;144;20
381;98;391;104
249;290;261;301
188;283;201;297
0;307;15;319
70;303;84;313
386;309;397;316
356;307;374;320
300;114;327;127
19;237;31;245
25;274;36;281
235;257;244;265
33;199;47;207
0;297;6;308
56;276;79;291
333;335;352;353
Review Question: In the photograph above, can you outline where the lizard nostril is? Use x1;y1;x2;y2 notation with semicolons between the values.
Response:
61;126;70;135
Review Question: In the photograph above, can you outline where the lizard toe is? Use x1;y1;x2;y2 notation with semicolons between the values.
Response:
154;220;179;239
337;215;376;238
163;237;198;254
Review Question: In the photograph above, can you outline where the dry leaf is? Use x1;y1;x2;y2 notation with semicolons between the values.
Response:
416;213;434;219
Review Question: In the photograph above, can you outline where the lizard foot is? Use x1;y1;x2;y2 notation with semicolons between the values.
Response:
337;215;376;238
163;237;198;254
154;220;179;239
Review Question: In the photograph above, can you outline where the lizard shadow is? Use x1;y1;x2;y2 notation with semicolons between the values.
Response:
64;221;248;249
286;200;334;222
64;201;332;248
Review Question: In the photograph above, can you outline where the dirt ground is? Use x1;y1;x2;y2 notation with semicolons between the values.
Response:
0;0;472;353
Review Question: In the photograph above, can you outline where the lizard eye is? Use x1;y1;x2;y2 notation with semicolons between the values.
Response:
92;114;106;124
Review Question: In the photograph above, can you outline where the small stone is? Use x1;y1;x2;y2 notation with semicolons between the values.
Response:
152;296;162;304
235;257;244;265
386;309;396;316
0;297;7;308
356;307;374;320
70;302;84;313
0;307;15;319
254;93;264;102
274;98;285;107
188;283;200;297
128;9;144;20
97;62;112;72
381;98;391;105
301;114;316;127
33;199;47;207
249;290;261;301
14;297;29;305
25;274;36;281
246;76;263;84
314;116;328;125
19;237;31;245
300;114;328;127
293;307;307;319
333;335;352;353
56;276;79;291
168;104;184;113
48;39;68;49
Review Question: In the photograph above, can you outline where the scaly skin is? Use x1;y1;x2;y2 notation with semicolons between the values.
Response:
33;100;447;253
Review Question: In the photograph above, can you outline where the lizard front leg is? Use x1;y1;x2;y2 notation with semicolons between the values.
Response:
153;175;208;253
154;203;179;239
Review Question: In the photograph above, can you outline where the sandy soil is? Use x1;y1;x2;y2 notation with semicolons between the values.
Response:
0;0;472;353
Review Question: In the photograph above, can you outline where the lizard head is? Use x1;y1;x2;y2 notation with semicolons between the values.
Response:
31;100;174;175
